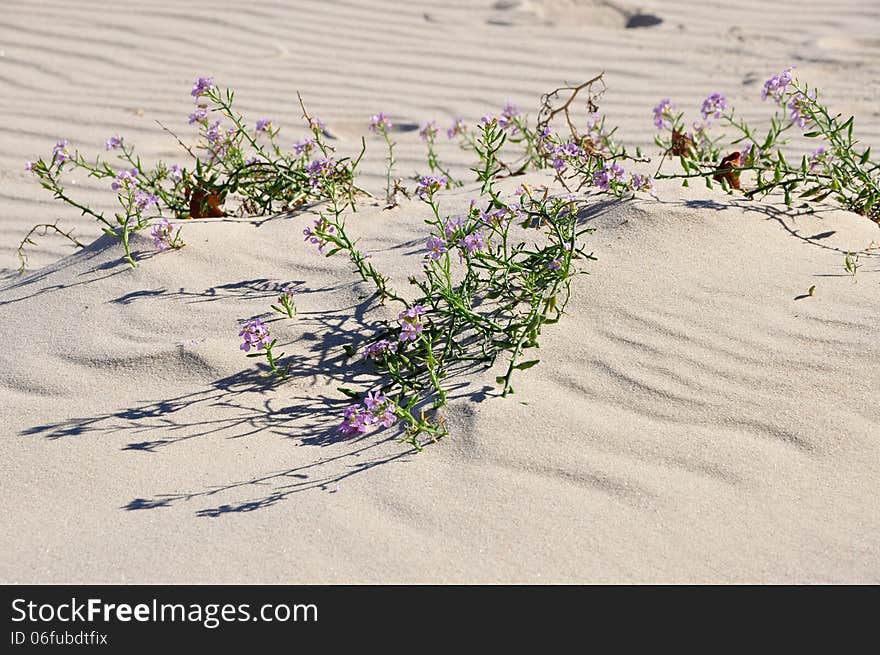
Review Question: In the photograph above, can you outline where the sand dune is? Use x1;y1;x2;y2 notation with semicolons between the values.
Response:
1;1;879;582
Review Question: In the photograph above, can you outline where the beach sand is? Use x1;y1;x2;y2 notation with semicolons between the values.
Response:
1;0;878;583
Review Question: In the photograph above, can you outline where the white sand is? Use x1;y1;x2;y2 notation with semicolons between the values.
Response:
1;0;879;583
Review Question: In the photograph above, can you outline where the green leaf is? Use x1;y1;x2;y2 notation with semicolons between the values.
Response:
337;387;360;399
495;376;507;385
513;359;540;370
342;345;356;357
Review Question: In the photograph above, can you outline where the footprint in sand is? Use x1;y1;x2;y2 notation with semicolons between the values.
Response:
488;0;662;29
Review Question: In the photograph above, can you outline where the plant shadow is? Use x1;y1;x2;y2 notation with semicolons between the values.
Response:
19;287;443;518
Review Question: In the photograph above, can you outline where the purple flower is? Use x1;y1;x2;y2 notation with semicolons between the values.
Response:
302;215;334;249
205;120;223;144
255;118;273;133
740;143;760;163
309;116;326;132
150;218;177;250
111;168;138;191
447;118;467;139
419;121;438;141
700;92;727;120
362;392;397;429
630;173;654;193
498;101;520;132
398;305;426;342
239;318;269;352
338;393;397;436
808;147;828;172
459;231;485;256
652;99;675;130
547;258;562;271
53;139;71;163
535;125;552;148
425;236;447;260
292;138;315;156
188;108;208;124
761;67;794;103
306;157;336;188
134;190;159;211
787;90;815;129
339;404;370;436
105;135;124;151
592;163;625;191
443;216;466;240
169;164;183;181
363;339;398;362
24;161;35;172
415;174;447;199
368;112;392;134
191;76;215;99
479;206;515;226
551;141;584;171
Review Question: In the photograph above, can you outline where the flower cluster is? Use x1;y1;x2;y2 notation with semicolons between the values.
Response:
133;190;159;211
52;139;71;164
652;98;675;130
302;215;335;249
447;117;467;139
551;140;585;171
808;146;829;172
592;162;626;191
255;118;273;133
363;339;398;362
368;112;392;134
443;215;466;239
239;318;270;352
761;67;794;103
416;174;447;199
459;231;485;256
630;173;654;193
306;157;337;188
479;206;518;226
398;305;426;341
419;121;438;141
700;92;727;120
189;108;208;124
338;392;398;437
150;218;181;250
292;138;315;157
111;168;138;191
787;90;815;129
204;120;236;162
105;135;124;151
498;101;520;133
191;76;215;99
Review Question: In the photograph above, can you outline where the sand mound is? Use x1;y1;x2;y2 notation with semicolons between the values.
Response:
2;0;880;583
2;175;878;582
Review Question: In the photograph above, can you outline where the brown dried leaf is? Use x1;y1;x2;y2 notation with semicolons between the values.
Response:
187;186;225;218
713;151;743;190
670;129;695;157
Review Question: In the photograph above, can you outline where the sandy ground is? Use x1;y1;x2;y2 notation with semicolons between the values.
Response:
1;0;879;583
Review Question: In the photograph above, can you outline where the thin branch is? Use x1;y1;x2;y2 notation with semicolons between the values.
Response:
17;221;85;274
